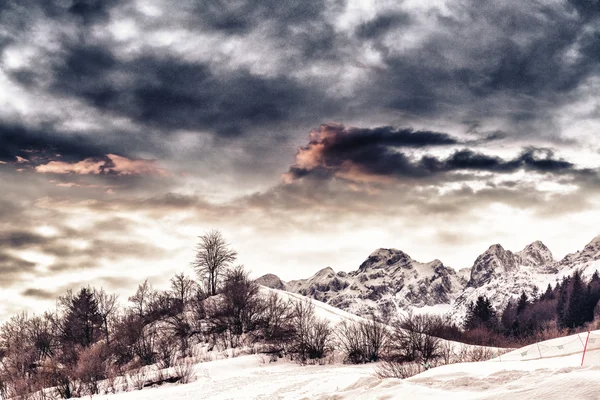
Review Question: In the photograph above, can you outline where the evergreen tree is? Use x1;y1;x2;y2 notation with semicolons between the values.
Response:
465;296;496;330
565;270;586;329
63;287;103;348
517;291;528;314
556;277;569;328
542;283;554;301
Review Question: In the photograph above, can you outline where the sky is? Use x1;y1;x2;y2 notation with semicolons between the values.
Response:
2;0;600;320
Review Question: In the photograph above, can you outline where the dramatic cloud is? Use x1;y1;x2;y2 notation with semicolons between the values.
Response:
2;0;600;322
283;124;577;184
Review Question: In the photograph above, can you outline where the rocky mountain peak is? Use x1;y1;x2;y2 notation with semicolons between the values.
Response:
582;235;600;257
516;240;554;267
255;273;286;290
468;244;516;287
358;248;412;271
313;267;336;279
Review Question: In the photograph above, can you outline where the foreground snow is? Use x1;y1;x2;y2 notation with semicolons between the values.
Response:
87;348;600;400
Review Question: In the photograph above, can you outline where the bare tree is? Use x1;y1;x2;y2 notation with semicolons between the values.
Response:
288;300;333;363
337;316;389;364
94;288;119;348
129;280;153;320
192;230;237;296
386;312;441;364
258;293;294;350
170;272;196;312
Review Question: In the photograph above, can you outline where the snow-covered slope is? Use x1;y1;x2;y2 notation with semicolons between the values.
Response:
280;248;465;318
260;286;368;325
86;327;600;399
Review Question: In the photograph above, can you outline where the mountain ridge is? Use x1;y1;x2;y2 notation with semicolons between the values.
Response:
258;235;600;323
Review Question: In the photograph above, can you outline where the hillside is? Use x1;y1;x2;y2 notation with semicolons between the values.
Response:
83;326;600;399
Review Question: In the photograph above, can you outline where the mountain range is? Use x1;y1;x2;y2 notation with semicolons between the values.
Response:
256;235;600;324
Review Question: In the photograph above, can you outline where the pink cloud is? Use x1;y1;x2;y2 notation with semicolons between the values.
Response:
35;154;169;177
15;156;29;163
282;123;390;185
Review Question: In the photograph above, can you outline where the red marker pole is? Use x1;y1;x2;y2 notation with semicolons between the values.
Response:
581;330;591;367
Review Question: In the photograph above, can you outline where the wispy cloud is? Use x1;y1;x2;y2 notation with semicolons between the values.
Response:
35;154;169;176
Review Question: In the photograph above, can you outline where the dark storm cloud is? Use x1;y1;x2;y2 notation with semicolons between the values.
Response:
192;0;328;35
0;231;47;248
2;0;337;142
568;0;600;19
355;13;412;39
288;147;577;182
44;44;317;136
283;124;574;182
0;121;118;163
0;0;119;27
5;0;598;152
21;288;57;300
67;0;121;24
0;252;36;287
358;0;600;131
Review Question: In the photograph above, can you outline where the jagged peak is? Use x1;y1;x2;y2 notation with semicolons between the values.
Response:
516;240;554;268
368;247;410;258
359;248;413;271
584;234;600;249
520;240;549;251
486;243;506;253
311;267;336;279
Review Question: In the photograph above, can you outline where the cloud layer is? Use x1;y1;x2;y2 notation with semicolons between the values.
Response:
1;0;600;321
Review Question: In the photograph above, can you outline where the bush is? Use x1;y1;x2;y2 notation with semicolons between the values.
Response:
256;293;294;351
336;317;389;364
288;300;333;363
376;360;423;379
173;360;196;384
75;344;107;395
388;312;441;364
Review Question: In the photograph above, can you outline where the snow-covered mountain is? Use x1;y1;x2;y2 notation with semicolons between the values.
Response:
262;248;465;318
449;241;557;322
450;236;600;322
258;235;600;325
557;235;600;278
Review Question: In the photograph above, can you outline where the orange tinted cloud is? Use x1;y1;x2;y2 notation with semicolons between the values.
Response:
283;124;393;184
35;154;169;177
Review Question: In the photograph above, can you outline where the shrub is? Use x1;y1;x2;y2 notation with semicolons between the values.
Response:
173;360;196;384
376;361;423;379
336;317;389;364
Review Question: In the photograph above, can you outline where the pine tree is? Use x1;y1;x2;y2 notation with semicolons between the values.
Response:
542;283;554;301
565;270;585;329
557;277;569;328
63;287;103;348
465;296;496;330
517;291;528;314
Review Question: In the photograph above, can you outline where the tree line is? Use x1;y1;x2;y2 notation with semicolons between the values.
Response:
454;270;600;347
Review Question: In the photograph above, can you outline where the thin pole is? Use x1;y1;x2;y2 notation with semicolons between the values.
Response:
536;343;542;359
581;330;591;367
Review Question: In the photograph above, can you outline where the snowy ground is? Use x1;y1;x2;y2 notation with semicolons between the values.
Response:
87;348;600;400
